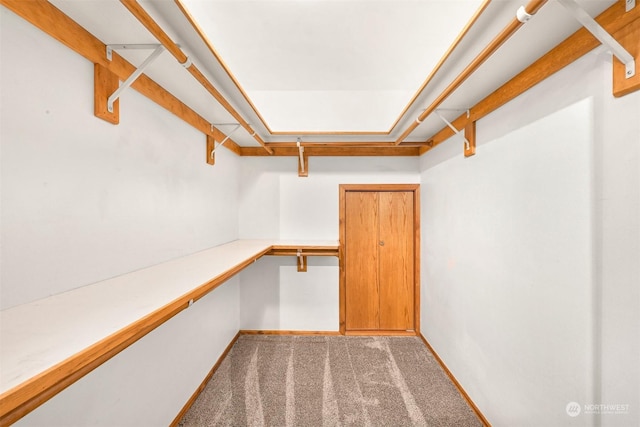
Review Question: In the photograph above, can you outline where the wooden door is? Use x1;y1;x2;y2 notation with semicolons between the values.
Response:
342;186;417;333
378;191;414;330
345;192;379;329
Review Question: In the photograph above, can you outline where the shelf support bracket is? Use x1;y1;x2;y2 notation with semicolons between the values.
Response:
105;43;167;62
106;44;166;113
94;64;120;124
464;120;476;157
297;138;308;177
558;0;635;79
209;124;242;164
206;135;216;166
297;250;308;272
435;109;472;155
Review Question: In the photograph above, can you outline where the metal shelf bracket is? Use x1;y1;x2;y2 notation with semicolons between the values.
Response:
434;109;471;151
105;43;165;62
297;250;307;272
106;44;166;112
558;0;635;78
297;138;305;173
297;138;308;177
627;0;636;13
210;124;242;159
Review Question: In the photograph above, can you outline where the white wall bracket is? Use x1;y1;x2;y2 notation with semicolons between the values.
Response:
434;109;471;151
106;44;166;113
627;0;636;13
210;124;242;159
558;0;635;78
105;43;167;62
297;138;305;174
296;250;307;272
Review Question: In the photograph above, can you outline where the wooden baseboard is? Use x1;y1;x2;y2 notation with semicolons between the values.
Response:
239;330;342;336
418;334;491;427
345;330;417;336
170;331;241;427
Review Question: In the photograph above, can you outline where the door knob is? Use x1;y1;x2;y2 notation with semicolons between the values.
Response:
379;241;385;246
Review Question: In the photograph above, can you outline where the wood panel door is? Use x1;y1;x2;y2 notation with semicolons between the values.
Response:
345;191;380;329
378;191;414;330
341;185;418;334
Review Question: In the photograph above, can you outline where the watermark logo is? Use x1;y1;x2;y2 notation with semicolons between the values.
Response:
566;402;581;417
584;404;630;415
566;402;630;417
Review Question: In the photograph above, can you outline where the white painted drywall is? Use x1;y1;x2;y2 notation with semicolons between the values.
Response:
1;9;240;425
240;256;340;331
238;156;420;331
15;280;240;427
0;10;239;310
420;48;639;427
595;60;640;427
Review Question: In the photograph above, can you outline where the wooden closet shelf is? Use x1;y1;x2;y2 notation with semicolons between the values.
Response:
267;243;339;257
0;239;339;425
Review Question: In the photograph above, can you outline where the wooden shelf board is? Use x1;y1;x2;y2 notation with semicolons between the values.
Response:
0;239;338;424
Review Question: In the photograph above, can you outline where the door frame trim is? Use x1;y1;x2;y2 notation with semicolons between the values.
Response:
339;184;420;335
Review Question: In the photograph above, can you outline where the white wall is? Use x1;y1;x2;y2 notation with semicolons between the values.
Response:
238;156;420;331
420;47;639;427
0;11;239;310
16;280;240;427
1;9;241;425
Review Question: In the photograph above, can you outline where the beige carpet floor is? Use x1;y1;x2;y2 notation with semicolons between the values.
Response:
179;335;482;427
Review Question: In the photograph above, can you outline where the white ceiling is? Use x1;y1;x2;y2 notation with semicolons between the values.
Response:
178;0;486;133
47;0;617;147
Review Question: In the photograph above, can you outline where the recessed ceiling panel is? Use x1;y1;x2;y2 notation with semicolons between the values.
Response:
179;0;486;133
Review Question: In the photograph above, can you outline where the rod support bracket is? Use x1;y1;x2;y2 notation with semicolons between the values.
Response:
516;6;533;23
626;0;636;13
625;61;636;79
559;0;636;79
297;250;307;272
297;138;308;177
210;124;242;158
106;44;166;113
435;109;471;152
181;56;192;69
